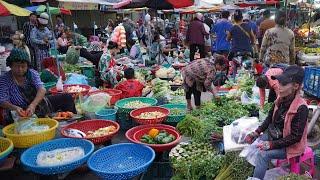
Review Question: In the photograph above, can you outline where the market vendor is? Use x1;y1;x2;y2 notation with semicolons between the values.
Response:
0;48;76;124
182;56;220;110
115;68;144;98
256;67;283;109
149;33;176;65
245;65;308;180
99;41;121;88
40;57;66;83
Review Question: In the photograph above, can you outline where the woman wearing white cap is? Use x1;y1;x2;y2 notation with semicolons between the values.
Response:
30;12;54;71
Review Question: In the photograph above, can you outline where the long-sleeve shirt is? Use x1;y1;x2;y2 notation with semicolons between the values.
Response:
259;68;283;108
259;25;295;65
182;58;215;92
256;100;308;149
22;21;36;46
186;19;209;45
99;50;118;86
30;27;54;48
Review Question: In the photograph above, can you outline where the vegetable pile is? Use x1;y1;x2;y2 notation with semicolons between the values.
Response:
65;85;87;93
123;101;150;109
53;111;74;120
136;111;166;119
86;126;116;138
170;108;185;116
155;67;176;79
238;73;255;96
140;129;176;144
278;174;312;180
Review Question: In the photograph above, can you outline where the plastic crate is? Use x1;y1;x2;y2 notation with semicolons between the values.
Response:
303;66;320;98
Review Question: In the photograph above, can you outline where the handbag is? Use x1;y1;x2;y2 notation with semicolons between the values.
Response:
267;123;283;140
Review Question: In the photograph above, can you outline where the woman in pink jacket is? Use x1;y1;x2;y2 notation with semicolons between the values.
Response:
245;65;308;180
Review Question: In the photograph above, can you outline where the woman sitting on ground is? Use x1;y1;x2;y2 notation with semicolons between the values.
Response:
0;48;77;124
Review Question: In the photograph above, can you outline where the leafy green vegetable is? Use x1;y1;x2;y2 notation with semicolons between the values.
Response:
263;102;274;114
170;108;185;116
63;63;81;73
176;115;204;137
238;73;255;96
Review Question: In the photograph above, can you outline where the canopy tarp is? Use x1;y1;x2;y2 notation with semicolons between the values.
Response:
26;5;72;15
113;0;193;9
0;0;31;16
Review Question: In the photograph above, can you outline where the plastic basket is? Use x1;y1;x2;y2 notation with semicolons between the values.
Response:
21;138;94;175
95;108;117;121
2;118;58;148
125;124;176;143
160;104;186;123
88;143;155;180
303;66;320;98
49;84;91;99
115;97;157;130
130;106;169;125
60;120;120;145
103;89;122;105
0;137;13;165
132;126;181;152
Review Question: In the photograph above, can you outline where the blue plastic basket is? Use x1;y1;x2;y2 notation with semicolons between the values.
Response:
303;66;320;98
95;108;117;121
21;138;94;175
88;143;155;180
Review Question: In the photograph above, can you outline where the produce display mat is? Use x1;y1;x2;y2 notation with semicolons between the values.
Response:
223;125;248;152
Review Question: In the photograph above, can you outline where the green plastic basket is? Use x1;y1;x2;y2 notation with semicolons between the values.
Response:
160;104;186;123
115;97;157;130
44;82;56;91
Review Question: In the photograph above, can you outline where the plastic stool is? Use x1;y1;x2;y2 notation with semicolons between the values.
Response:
276;146;315;177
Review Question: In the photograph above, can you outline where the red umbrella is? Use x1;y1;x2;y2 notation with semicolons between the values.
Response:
114;0;193;9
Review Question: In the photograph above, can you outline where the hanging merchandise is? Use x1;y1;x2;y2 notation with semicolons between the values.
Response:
111;24;126;48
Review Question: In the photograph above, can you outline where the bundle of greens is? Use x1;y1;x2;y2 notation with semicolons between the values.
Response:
176;115;204;137
238;73;255;96
63;63;81;74
214;152;254;180
151;78;171;98
170;142;224;180
263;102;274;114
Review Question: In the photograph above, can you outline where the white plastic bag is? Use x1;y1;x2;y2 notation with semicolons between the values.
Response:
263;167;289;180
241;91;253;105
231;117;259;144
11;113;49;134
81;92;111;113
240;138;262;166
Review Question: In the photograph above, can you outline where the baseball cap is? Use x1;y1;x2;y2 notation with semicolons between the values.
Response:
271;65;305;85
38;12;49;25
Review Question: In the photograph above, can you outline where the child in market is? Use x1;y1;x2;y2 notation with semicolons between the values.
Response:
115;68;144;98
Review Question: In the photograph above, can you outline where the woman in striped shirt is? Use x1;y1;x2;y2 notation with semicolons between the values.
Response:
0;48;76;124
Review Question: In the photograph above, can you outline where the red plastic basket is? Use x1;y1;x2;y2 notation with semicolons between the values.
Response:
132;126;181;152
60;119;120;145
125;124;175;143
49;84;91;98
130;106;170;125
103;89;122;105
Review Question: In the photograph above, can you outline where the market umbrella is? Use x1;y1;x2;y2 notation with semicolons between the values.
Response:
0;0;31;16
114;0;193;9
25;5;71;15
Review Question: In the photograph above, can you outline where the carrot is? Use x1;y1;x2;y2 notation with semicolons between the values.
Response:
66;111;74;117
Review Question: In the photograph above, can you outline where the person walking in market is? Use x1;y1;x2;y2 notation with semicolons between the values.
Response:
245;65;308;180
258;9;276;48
186;13;209;61
182;55;221;111
227;10;256;60
22;13;37;69
213;11;233;56
259;10;295;66
30;13;54;71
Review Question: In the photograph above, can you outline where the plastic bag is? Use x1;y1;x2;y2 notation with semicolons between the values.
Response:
66;47;80;65
81;92;111;113
36;147;85;167
11;112;49;134
240;138;262;166
231;117;259;144
65;73;88;85
263;167;289;180
241;91;253;105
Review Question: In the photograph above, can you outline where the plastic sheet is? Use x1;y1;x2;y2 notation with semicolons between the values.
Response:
36;147;85;167
65;73;88;85
11;113;49;134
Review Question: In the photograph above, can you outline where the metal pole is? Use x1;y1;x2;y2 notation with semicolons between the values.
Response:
46;2;60;77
